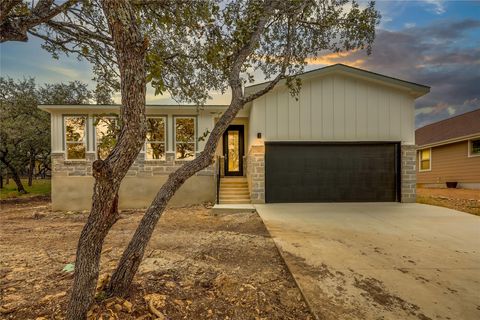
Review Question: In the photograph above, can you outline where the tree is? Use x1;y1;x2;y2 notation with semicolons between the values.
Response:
0;1;380;319
0;78;100;191
0;0;78;42
0;78;43;192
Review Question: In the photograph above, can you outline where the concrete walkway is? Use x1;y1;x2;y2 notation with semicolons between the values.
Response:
255;203;480;320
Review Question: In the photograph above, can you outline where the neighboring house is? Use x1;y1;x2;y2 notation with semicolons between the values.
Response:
416;109;480;189
39;64;430;210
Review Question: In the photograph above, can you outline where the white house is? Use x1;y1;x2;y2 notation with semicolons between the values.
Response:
39;64;430;210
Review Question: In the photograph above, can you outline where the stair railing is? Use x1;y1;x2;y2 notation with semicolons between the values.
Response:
216;155;221;204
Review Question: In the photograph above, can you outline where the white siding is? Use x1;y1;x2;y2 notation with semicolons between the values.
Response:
248;74;416;149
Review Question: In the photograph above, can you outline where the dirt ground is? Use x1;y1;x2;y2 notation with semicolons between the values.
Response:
417;187;480;215
0;198;312;320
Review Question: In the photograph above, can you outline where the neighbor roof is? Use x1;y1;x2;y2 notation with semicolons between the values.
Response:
245;63;430;98
415;109;480;147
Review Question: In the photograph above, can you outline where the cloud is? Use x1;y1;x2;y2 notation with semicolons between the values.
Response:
311;18;480;127
424;0;446;14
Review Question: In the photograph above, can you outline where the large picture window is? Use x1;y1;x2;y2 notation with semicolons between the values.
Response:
146;117;166;160
64;116;86;160
175;117;195;160
95;116;119;160
419;148;431;171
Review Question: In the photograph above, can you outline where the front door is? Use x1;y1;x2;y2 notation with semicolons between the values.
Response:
223;125;244;176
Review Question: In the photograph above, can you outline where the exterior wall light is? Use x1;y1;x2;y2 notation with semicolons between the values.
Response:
257;132;262;139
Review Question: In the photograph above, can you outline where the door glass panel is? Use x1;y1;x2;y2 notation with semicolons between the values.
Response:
228;130;240;172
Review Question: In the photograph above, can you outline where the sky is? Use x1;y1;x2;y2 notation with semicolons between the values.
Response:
1;0;479;128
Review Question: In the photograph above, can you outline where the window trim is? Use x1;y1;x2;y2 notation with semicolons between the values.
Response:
173;115;197;160
63;115;88;161
468;138;480;158
418;148;432;172
94;115;119;160
145;115;168;161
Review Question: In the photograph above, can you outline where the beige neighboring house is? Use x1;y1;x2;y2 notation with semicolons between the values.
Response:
416;109;480;189
39;64;430;210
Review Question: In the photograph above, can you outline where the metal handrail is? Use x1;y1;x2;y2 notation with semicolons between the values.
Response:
216;155;221;204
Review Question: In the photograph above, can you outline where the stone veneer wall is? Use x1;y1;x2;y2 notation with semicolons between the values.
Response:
247;145;265;203
400;144;417;203
52;152;214;177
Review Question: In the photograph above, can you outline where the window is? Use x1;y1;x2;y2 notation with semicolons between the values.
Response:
419;148;431;171
175;117;195;160
64;116;86;160
469;139;480;157
146;117;166;160
95;117;119;160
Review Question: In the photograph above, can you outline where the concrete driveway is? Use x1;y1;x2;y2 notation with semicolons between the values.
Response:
255;203;480;320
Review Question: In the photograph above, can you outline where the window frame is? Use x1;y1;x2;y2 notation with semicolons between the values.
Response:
63;115;88;161
173;115;197;161
145;115;168;161
418;148;432;172
468;138;480;157
94;115;119;160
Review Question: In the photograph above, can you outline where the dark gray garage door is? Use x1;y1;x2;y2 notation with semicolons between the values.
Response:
265;142;400;203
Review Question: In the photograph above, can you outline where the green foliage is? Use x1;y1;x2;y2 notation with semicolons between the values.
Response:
0;78;106;178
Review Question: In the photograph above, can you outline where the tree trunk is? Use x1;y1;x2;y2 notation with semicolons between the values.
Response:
65;1;146;319
107;92;249;296
28;153;35;186
0;174;3;189
105;3;281;296
10;169;27;194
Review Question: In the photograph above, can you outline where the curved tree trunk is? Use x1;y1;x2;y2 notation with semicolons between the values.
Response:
65;1;147;319
106;97;245;296
0;155;27;193
106;2;282;294
10;169;26;194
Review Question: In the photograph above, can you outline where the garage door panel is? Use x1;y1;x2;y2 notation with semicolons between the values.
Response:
265;143;399;203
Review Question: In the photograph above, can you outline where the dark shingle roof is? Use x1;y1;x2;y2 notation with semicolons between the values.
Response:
415;109;480;146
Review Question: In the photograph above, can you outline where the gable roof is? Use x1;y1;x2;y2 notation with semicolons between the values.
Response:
245;63;430;98
415;109;480;147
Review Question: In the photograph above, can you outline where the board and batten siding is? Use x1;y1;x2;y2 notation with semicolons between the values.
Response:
248;74;415;149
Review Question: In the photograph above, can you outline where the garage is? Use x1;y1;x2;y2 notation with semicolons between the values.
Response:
265;142;401;203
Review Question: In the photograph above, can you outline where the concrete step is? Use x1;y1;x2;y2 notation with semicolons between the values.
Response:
219;199;251;204
220;194;251;199
220;190;250;195
220;186;249;190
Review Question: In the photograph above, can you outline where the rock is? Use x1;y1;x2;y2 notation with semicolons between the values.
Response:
113;304;123;312
123;300;133;313
33;212;46;219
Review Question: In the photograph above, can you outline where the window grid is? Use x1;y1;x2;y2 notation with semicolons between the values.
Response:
95;116;119;160
174;116;196;160
146;116;167;160
64;116;87;160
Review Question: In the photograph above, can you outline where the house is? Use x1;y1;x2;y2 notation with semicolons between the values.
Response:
39;64;430;210
415;109;480;189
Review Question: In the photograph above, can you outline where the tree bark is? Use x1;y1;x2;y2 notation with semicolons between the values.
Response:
10;169;26;193
65;1;147;319
0;155;27;193
28;153;35;187
106;1;284;296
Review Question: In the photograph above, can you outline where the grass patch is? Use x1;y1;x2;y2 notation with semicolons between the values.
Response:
0;179;51;199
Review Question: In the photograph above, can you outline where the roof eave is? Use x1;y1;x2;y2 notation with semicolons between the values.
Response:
417;133;480;149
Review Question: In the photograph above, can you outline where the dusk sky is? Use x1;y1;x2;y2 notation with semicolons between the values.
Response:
1;0;479;128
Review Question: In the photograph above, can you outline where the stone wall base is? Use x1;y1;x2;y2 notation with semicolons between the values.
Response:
401;144;417;203
51;175;214;211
